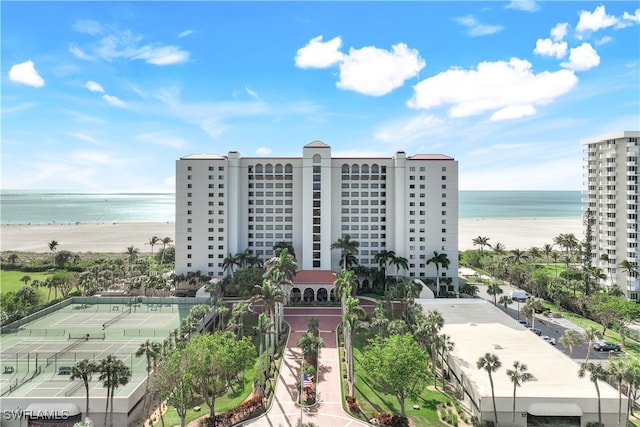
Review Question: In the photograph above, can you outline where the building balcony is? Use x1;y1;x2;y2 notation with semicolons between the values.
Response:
628;237;638;244
628;180;639;186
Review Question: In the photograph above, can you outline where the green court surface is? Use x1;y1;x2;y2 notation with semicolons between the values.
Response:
0;301;192;399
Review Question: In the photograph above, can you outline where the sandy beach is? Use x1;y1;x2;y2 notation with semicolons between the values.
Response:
0;218;583;253
0;222;176;253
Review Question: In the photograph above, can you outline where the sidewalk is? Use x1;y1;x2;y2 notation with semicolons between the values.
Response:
244;307;369;427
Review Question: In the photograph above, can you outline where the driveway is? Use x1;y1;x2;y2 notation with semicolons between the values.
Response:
245;306;369;427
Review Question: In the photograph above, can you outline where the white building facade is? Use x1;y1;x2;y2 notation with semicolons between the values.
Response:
175;141;459;294
583;131;640;299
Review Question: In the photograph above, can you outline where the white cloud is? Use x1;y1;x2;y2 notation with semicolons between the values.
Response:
70;150;112;164
505;0;539;12
374;114;445;144
72;20;190;66
337;43;425;96
596;36;613;46
178;29;193;38
8;61;45;88
623;9;640;23
69;132;100;145
533;38;567;58
550;23;569;41
454;15;504;36
561;43;600;71
86;80;105;93
256;147;272;155
136;131;188;148
576;5;618;33
245;87;261;101
295;35;344;68
69;45;95;61
102;94;126;107
134;45;189;65
408;58;578;121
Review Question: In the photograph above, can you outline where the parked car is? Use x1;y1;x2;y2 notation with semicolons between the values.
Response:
518;319;528;326
511;290;528;302
593;342;621;352
542;335;556;345
527;327;542;336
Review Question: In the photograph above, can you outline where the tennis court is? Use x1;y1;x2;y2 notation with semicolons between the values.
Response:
0;300;193;399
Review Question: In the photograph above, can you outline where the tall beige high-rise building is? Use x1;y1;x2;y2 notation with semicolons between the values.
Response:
583;131;640;299
175;141;459;298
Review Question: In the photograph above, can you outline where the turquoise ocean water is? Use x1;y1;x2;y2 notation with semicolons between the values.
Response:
0;190;582;224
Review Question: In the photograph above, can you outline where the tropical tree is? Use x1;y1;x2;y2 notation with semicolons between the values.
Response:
227;302;249;339
436;333;455;388
498;295;512;311
98;355;132;427
374;250;396;284
222;253;237;277
578;362;608;427
413;309;444;388
152;348;195;427
487;282;503;305
559;330;582;357
391;255;409;284
472;236;491;254
608;357;627;425
135;339;161;416
71;359;97;420
333;268;356;308
273;241;296;258
619;259;638;296
159;237;173;265
252;275;285;358
48;240;59;262
331;234;360;269
542;243;555;266
623;357;640;418
146;236;160;255
477;353;502;427
582;325;602;363
254;313;271;397
125;246;140;268
426;251;450;296
506;361;532;424
362;333;430;417
298;332;324;365
343;295;366;395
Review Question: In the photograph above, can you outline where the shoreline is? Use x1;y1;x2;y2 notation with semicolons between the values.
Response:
0;217;583;254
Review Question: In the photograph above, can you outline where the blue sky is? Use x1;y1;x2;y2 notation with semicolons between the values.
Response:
2;1;639;191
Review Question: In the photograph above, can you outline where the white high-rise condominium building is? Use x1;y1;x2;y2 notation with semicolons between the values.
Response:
583;131;640;299
175;141;459;296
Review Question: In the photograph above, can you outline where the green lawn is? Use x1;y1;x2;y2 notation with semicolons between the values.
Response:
343;329;453;426
1;270;54;301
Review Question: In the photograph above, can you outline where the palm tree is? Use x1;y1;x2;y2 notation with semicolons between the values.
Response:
472;236;491;254
477;353;502;427
521;298;537;329
98;355;132;427
498;295;512;311
333;268;356;309
623;358;640;418
298;331;324;365
619;260;638;293
542;243;554;266
608;357;627;425
486;282;503;305
559;330;582;358
228;302;249;339
252;276;285;359
222;253;236;276
374;249;396;283
507;249;529;264
493;243;507;254
273;241;295;258
20;275;31;287
125;246;140;268
426;251;450;296
48;240;59;262
343;296;366;395
436;333;455;388
135;339;161;416
331;234;360;270
506;361;532;424
578;362;608;427
71;359;97;420
159;237;173;264
582;325;602;362
391;255;409;284
146;236;160;254
254;313;271;397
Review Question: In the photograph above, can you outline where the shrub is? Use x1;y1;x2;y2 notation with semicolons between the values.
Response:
371;412;409;427
346;396;360;413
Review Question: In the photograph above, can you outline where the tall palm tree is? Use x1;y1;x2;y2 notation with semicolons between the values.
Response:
415;309;444;388
374;249;396;282
254;313;271;397
135;340;161;416
472;236;491;255
477;353;502;427
486;282;503;305
623;358;640;418
619;260;638;293
498;295;512;311
272;241;295;258
582;325;602;362
578;362;608;427
507;249;529;264
608;357;627;425
252;276;285;358
437;333;455;388
506;361;532;424
98;355;132;427
48;240;59;262
222;253;236;276
70;359;97;420
146;236;160;254
391;255;409;284
298;331;324;365
228;302;249;339
331;234;360;270
343;296;366;395
333;268;356;309
492;243;507;255
426;251;450;296
559;330;582;357
125;246;140;269
542;243;554;266
159;237;173;264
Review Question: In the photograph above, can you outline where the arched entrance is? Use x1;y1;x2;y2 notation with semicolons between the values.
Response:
330;289;336;302
317;288;328;302
290;287;301;303
303;288;315;302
